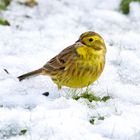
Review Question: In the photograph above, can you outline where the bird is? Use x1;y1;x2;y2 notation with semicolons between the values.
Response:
18;31;106;89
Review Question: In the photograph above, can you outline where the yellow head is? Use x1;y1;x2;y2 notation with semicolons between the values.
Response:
77;31;106;53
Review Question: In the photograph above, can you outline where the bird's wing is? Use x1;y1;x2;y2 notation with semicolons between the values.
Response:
43;44;77;72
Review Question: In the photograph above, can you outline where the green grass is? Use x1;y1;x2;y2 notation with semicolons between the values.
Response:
120;0;140;14
89;116;105;125
0;18;10;26
0;0;11;10
72;89;110;102
0;127;27;139
71;89;110;124
19;129;27;135
0;0;11;26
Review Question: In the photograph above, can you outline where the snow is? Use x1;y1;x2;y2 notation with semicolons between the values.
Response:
0;0;140;139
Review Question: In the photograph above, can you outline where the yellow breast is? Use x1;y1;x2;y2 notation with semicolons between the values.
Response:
76;45;95;60
53;46;105;89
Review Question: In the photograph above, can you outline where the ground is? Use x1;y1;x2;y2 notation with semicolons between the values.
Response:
0;0;140;140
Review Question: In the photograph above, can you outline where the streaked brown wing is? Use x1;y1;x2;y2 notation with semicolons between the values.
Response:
43;44;76;72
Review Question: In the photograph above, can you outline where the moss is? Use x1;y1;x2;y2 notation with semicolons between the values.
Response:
120;0;140;14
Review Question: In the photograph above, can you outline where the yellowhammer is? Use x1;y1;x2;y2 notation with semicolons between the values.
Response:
18;31;106;89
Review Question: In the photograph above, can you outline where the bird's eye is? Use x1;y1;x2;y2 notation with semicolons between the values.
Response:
89;38;93;42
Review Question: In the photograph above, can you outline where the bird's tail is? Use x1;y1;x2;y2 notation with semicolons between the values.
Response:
18;68;44;81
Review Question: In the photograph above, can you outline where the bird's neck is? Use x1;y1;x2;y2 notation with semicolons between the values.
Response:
76;46;106;60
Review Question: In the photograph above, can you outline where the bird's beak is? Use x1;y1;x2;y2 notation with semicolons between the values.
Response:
75;39;81;43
